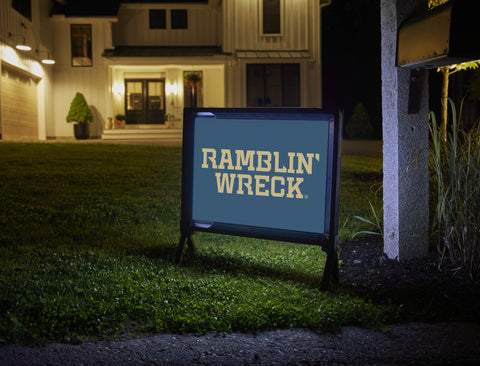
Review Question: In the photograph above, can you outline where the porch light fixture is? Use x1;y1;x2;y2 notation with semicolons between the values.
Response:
8;32;31;51
16;41;31;51
166;82;178;96
112;83;124;95
10;23;31;51
41;56;55;65
36;49;55;65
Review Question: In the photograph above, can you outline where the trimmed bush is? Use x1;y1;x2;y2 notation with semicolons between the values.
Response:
345;103;374;139
66;92;93;124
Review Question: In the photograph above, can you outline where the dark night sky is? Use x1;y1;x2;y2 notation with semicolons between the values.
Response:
322;0;382;139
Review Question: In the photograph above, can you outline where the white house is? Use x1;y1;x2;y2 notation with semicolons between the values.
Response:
0;0;331;141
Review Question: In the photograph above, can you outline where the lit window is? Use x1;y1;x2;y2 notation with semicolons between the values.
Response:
71;25;92;67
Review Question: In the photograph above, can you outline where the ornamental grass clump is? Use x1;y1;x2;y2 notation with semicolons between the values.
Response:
429;99;480;280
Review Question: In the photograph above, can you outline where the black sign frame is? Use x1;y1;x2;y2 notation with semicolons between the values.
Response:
176;108;342;289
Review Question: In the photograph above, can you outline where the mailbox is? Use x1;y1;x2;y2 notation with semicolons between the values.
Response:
397;0;480;68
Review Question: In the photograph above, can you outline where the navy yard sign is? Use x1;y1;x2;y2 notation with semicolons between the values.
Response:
177;108;342;289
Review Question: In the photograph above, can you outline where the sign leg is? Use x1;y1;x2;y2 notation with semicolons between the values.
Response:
175;234;196;265
175;235;187;265
320;240;339;291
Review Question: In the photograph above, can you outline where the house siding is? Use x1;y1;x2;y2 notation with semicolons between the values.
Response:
51;18;113;138
0;0;54;140
223;0;322;108
223;0;314;52
113;5;220;47
1;0;326;141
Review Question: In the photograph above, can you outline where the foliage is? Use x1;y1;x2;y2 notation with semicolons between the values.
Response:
115;114;126;121
437;61;480;140
345;103;374;140
66;92;93;124
429;99;480;279
351;185;383;239
428;0;449;9
338;156;383;241
184;73;202;87
0;144;386;344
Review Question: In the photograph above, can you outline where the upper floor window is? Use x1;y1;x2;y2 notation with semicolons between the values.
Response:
171;9;188;29
150;9;166;29
71;24;92;67
12;0;31;20
263;0;281;34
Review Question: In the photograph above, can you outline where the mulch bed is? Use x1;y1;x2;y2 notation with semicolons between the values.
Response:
338;236;480;323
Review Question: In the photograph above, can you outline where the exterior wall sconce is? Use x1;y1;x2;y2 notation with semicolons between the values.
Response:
8;32;31;51
112;83;124;95
36;49;55;64
166;82;178;106
16;41;31;51
166;82;178;96
9;23;31;51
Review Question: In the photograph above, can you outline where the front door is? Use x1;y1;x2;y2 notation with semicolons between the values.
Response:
125;79;165;124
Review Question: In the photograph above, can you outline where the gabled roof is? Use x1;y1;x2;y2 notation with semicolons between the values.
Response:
50;0;209;17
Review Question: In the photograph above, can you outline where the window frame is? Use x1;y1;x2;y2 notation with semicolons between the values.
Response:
71;24;93;67
149;9;167;29
171;9;188;30
260;0;284;36
246;63;301;107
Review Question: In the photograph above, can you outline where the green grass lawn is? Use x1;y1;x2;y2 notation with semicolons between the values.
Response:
0;142;384;344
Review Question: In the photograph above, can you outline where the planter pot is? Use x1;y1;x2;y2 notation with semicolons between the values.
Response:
74;123;89;140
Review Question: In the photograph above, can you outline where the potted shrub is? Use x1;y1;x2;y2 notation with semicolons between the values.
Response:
115;114;126;128
66;92;93;139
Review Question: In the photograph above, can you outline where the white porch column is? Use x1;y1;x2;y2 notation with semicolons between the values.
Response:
381;0;429;260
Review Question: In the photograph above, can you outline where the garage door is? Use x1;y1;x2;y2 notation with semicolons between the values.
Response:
1;64;38;140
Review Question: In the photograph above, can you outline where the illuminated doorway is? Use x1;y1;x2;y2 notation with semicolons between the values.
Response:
125;79;166;124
